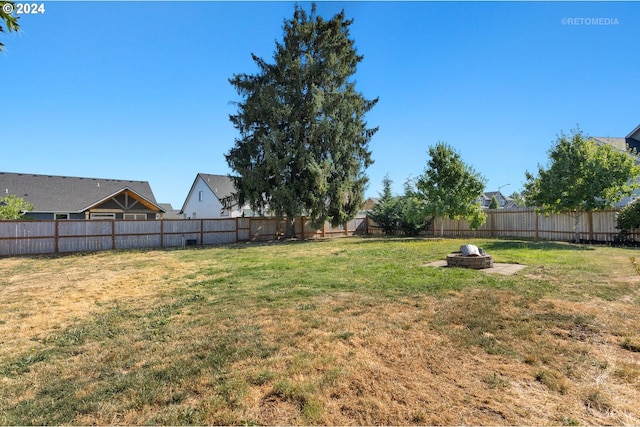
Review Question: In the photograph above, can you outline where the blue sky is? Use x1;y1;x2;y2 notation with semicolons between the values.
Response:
3;1;639;209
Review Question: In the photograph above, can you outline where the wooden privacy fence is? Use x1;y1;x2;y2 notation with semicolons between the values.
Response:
423;208;628;241
0;216;368;256
1;209;632;256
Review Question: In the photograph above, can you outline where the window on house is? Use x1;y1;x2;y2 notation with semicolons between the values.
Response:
192;212;197;219
198;190;204;202
90;213;116;220
55;213;69;220
123;214;148;220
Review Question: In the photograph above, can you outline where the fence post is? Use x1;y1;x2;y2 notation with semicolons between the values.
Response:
54;220;59;253
200;219;204;245
588;211;594;241
535;213;539;240
111;219;116;250
160;219;164;248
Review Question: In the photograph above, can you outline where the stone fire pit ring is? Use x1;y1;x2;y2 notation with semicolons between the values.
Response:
446;244;494;269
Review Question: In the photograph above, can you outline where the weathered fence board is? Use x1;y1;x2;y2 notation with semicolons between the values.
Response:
369;208;632;242
0;216;368;256
4;210;629;257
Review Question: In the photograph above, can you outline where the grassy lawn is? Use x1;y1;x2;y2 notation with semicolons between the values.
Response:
1;237;640;425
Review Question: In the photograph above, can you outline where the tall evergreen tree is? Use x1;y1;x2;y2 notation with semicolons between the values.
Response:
0;1;20;51
226;3;378;237
369;175;400;235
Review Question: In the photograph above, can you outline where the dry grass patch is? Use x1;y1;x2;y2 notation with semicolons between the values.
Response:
0;250;204;359
1;238;640;425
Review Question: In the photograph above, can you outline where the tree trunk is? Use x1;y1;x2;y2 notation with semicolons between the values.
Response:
284;217;297;239
573;211;582;244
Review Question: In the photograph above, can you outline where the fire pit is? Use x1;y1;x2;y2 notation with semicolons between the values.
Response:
446;244;494;269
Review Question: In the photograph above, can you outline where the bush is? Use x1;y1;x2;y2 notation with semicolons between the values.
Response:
370;197;401;235
397;195;431;236
369;176;401;234
369;177;431;236
489;195;499;209
616;199;640;232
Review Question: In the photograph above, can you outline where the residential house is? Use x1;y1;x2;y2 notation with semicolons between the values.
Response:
158;203;183;220
592;123;640;207
0;172;165;220
478;191;518;209
180;173;247;219
362;197;380;212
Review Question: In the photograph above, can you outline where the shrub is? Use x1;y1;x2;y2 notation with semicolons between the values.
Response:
489;195;499;209
616;198;640;231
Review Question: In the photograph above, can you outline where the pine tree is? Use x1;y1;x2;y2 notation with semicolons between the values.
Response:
0;1;20;51
369;175;400;235
226;3;378;237
489;195;499;209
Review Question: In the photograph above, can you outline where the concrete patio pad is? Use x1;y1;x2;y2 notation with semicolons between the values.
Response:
423;260;527;276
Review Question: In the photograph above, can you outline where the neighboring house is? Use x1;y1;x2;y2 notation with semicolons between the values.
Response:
158;203;183;220
363;197;380;212
478;191;518;209
592;123;640;207
0;172;165;220
180;173;248;219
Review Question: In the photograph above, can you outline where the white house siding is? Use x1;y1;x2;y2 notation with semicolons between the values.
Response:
182;177;227;219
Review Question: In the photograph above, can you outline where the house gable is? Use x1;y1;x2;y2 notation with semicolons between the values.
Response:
85;188;164;218
180;173;244;219
0;172;164;219
593;124;640;153
626;124;640;151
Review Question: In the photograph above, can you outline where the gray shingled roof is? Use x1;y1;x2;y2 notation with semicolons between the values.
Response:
592;137;628;151
627;124;640;141
198;173;236;200
0;172;161;213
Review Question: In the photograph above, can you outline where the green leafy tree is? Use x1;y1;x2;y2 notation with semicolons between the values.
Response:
415;142;487;236
226;3;378;237
397;179;431;236
0;194;33;219
369;175;400;234
1;1;20;51
488;195;499;209
524;128;640;243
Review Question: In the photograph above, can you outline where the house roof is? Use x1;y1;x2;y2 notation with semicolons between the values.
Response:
482;191;513;201
0;172;162;213
627;124;640;141
592;137;628;151
158;203;182;219
198;173;236;200
592;124;640;150
180;173;238;214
